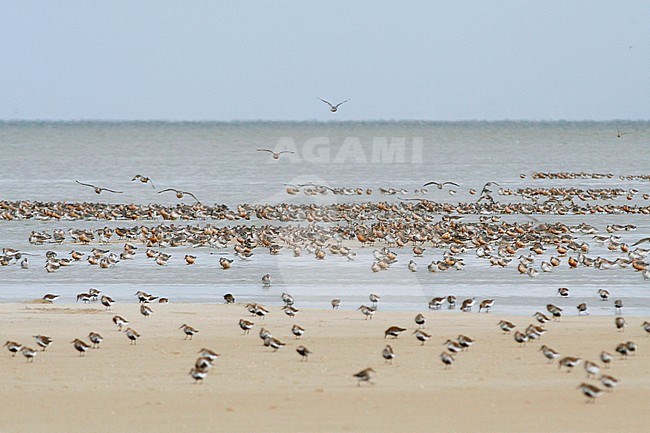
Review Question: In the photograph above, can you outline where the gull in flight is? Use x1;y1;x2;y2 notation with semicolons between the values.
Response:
157;188;202;204
257;149;295;160
75;180;123;194
317;97;349;113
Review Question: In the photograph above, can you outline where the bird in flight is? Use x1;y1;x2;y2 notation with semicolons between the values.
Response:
317;97;349;112
616;124;628;138
257;149;295;160
422;181;460;189
75;180;123;194
157;188;201;204
132;174;155;188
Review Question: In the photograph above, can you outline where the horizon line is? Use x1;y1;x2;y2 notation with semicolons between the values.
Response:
1;118;648;124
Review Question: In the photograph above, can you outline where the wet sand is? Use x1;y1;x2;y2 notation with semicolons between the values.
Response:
1;302;648;433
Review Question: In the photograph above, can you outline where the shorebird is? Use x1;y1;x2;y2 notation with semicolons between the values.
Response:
384;326;407;339
422;181;459;189
457;335;475;350
353;367;375;386
296;345;312;361
257;149;294;160
625;341;636;355
292;324;305;339
112;315;129;331
540;345;560;364
642;321;650;335
533;312;550;324
262;274;271;287
140;304;154;318
546;304;563;320
21;346;37;362
157;188;201;204
616;124;628;138
219;257;233;270
75;180;123;194
382;345;396;364
478;299;494;313
408;260;418;272
4;341;23;357
369;293;380;308
195;357;213;371
283;305;299;318
584;360;600;378
557;287;570;298
577;303;588;316
135;291;158;303
428;297;444;310
132;174;155;188
514;331;528;346
71;338;90;356
239;319;254;334
559;356;582;372
184;254;197;265
259;327;272;342
189;368;208;383
446;295;457;309
198;348;220;362
440;352;455;368
614;299;623;315
331;299;341;309
76;293;92;303
317;97;349;112
598;289;610;301
413;330;431;346
498;320;516;333
124;328;141;344
615;317;627;332
600;374;619;391
179;324;199;340
460;297;475;312
578;383;603;402
414;313;426;328
224;293;236;304
264;336;286;352
281;292;294;306
357;305;376;320
444;339;463;354
100;295;115;310
600;351;613;368
42;294;59;303
33;335;52;351
88;332;103;348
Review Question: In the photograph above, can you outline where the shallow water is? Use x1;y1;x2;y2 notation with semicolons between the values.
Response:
0;121;648;315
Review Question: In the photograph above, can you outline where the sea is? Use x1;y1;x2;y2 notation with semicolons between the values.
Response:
0;121;648;316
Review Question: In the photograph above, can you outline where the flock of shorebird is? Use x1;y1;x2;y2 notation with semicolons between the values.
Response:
1;167;648;402
4;287;649;399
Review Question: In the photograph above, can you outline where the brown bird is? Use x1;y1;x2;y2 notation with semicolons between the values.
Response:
296;345;312;361
75;180;122;194
157;188;201;204
71;338;90;356
353;367;375;386
384;326;407;339
132;174;155;188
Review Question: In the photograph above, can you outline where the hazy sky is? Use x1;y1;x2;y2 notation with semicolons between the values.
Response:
1;1;648;121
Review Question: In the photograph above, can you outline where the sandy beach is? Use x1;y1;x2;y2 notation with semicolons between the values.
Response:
1;301;648;433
